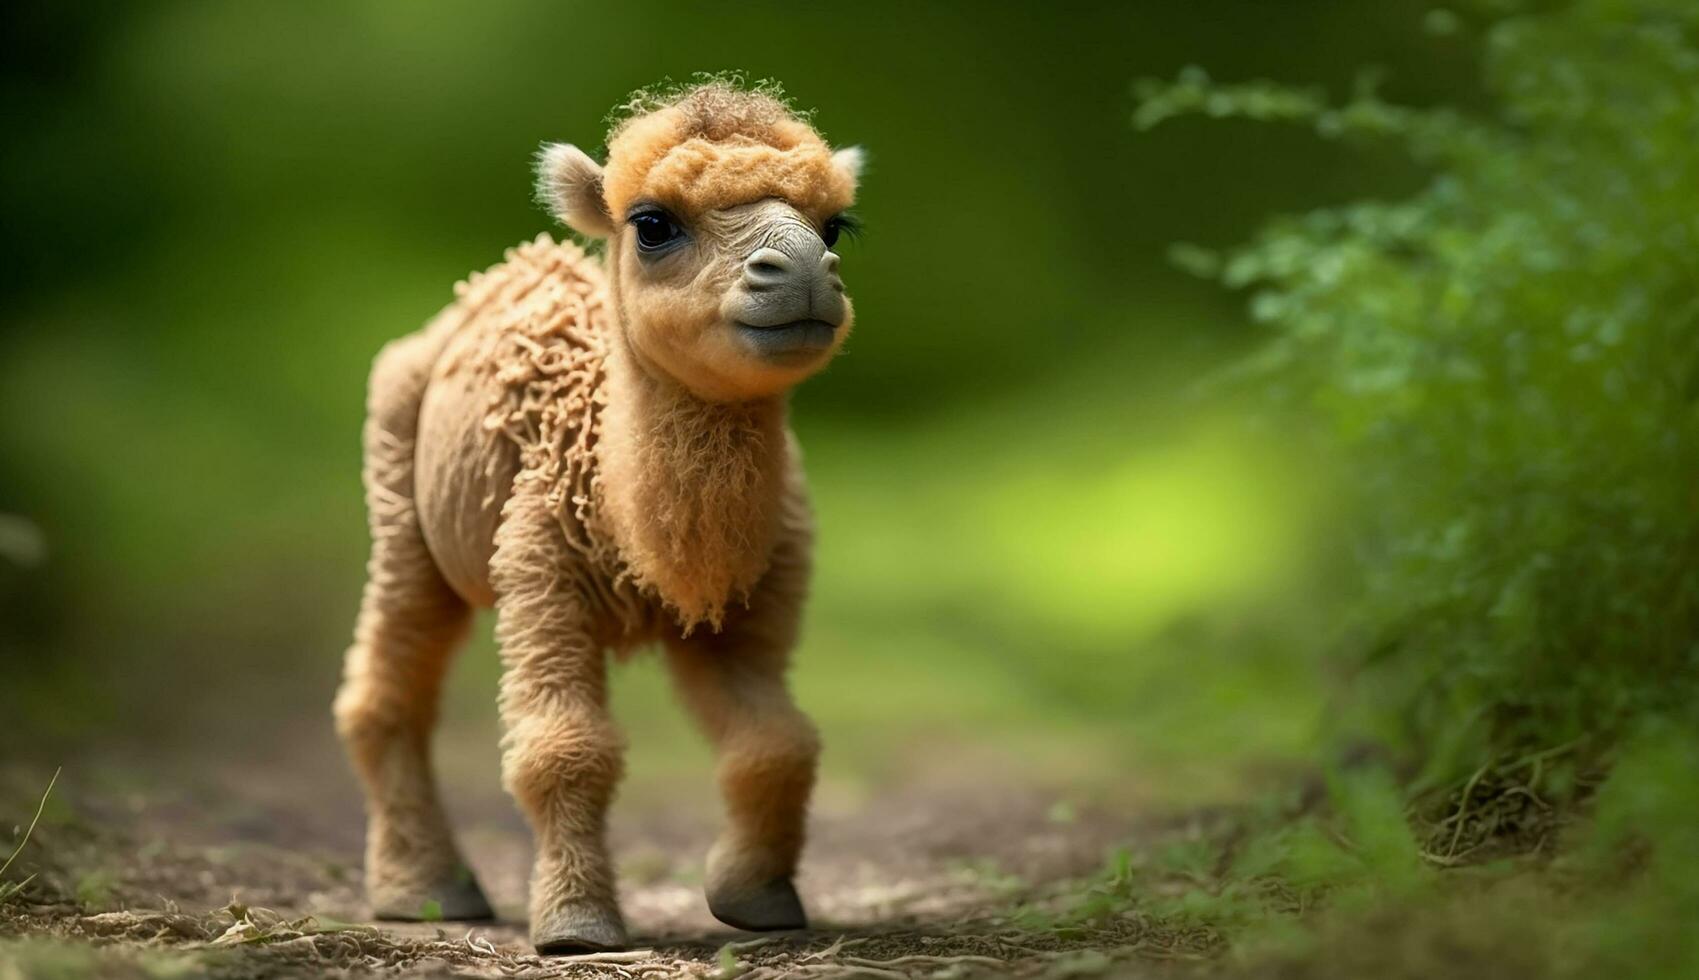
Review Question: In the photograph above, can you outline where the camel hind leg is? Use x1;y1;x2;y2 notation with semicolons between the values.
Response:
333;329;492;921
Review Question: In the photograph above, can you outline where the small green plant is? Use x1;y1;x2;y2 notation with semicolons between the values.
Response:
72;868;116;909
0;767;60;904
714;943;748;980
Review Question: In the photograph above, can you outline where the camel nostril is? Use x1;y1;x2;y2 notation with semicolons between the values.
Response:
744;247;795;287
818;253;844;293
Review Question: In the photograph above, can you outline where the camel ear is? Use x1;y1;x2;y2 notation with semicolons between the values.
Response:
536;142;615;237
831;145;866;190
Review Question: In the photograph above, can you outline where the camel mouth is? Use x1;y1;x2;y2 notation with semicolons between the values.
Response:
734;319;839;360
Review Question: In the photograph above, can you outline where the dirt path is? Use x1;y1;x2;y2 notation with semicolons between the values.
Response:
0;728;1208;978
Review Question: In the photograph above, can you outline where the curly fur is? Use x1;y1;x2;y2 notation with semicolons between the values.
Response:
601;80;855;220
422;234;789;632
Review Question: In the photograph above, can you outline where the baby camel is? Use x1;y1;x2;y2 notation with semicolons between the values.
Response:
332;81;865;954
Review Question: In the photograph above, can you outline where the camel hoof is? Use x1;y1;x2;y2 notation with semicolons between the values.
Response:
532;900;629;955
371;867;494;922
707;877;807;932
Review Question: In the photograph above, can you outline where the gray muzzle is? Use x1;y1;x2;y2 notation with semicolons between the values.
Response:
731;225;846;330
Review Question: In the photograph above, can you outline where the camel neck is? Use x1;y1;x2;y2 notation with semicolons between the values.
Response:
593;336;791;630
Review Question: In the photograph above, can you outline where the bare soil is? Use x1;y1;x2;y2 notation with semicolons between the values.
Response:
0;725;1209;979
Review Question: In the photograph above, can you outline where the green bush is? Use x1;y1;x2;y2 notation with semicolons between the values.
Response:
1140;0;1699;781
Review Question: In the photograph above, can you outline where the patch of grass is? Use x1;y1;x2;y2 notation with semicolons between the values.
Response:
0;938;219;980
1028;762;1442;962
944;858;1025;898
1025;718;1699;979
71;868;116;910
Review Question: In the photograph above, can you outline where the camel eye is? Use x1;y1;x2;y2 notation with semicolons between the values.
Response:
630;210;684;253
822;213;860;249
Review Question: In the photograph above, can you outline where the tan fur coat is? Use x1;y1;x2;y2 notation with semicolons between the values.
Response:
407;234;812;640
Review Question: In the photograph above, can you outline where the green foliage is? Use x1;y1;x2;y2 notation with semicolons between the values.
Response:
1569;715;1699;978
1239;767;1428;905
1141;0;1699;776
1051;765;1427;941
1050;730;1699;975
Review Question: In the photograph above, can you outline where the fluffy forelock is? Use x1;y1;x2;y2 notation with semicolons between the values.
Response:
601;82;855;221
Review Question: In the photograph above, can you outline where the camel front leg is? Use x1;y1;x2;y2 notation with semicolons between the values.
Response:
666;593;820;931
492;493;626;953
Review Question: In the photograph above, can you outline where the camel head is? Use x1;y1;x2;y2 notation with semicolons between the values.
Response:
537;81;864;402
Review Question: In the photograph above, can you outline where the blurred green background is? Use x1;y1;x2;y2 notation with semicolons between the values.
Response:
0;0;1462;804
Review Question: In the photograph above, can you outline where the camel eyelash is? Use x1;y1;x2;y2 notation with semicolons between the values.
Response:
824;212;863;244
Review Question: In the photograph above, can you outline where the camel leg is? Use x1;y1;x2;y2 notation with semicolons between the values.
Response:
491;490;626;954
333;334;491;922
666;580;819;931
